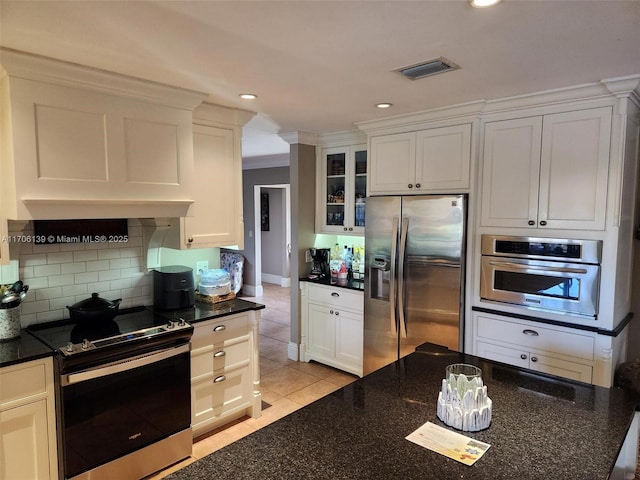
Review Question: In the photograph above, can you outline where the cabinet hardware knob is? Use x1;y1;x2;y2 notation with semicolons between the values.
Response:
539;220;547;226
188;237;193;243
415;183;421;189
408;184;413;188
344;227;348;231
349;227;353;231
335;311;339;316
330;309;334;314
331;292;340;297
520;354;527;360
214;375;227;383
531;357;538;362
528;220;535;226
214;351;226;357
522;329;539;336
213;325;226;332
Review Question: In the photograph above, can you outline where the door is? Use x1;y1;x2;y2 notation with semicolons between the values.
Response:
399;195;465;358
364;196;401;375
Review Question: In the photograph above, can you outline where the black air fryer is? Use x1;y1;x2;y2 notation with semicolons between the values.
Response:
153;265;195;310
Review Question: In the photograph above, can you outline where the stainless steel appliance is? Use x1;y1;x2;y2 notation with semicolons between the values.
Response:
153;265;195;310
480;235;602;318
27;307;193;480
364;194;466;375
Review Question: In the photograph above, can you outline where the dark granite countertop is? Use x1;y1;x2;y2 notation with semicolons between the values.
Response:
166;344;638;480
299;275;365;292
0;330;54;368
153;298;265;325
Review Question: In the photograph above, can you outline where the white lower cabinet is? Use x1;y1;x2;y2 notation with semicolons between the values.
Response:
190;311;261;437
0;357;58;480
301;282;363;377
472;311;594;384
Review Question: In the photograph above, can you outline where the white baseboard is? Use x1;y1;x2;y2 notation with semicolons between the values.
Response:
261;273;282;285
288;342;299;361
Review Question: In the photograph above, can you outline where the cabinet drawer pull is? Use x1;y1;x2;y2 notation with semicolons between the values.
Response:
522;329;539;336
335;311;339;316
330;309;334;314
539;221;547;226
214;375;227;383
213;325;226;332
331;292;340;297
520;354;527;360
415;183;421;189
408;184;413;189
528;220;535;226
214;350;226;358
531;357;538;363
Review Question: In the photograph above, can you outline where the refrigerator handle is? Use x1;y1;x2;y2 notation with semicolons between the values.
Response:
389;216;399;336
398;217;409;339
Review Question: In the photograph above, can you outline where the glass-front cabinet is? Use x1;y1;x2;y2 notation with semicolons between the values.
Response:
317;138;367;235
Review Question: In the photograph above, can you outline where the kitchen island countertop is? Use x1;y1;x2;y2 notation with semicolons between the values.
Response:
166;343;639;480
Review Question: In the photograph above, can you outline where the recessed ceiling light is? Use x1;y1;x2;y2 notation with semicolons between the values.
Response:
470;0;502;8
376;103;393;109
239;93;257;100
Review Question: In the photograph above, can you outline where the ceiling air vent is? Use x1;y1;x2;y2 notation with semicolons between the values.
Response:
396;57;459;80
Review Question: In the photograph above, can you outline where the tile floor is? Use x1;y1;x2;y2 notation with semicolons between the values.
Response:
147;283;357;479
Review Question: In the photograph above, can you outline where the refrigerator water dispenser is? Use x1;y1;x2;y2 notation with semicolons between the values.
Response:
369;254;390;300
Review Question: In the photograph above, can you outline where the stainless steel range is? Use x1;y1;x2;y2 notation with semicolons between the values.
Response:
27;307;193;480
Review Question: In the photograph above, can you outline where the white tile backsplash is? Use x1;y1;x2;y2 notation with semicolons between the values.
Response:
18;219;153;326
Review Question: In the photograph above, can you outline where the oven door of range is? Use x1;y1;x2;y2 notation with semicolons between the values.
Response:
480;256;600;318
58;343;191;479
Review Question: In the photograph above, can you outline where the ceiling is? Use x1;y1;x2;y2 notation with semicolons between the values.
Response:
1;1;639;160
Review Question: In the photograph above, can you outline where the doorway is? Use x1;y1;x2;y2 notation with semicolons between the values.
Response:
253;184;291;292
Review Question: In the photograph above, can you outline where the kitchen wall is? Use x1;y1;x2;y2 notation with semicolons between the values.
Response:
15;219;221;327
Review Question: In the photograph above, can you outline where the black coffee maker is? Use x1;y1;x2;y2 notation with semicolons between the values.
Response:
310;248;330;278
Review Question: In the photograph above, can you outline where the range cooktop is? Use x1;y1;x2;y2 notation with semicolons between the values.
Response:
27;306;192;357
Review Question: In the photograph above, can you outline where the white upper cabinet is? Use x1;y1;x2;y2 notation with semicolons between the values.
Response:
481;107;612;230
368;124;472;195
317;143;367;235
0;48;207;220
160;103;254;250
316;131;367;236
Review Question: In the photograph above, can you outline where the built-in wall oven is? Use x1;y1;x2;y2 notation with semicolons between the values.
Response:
480;235;602;318
28;307;193;480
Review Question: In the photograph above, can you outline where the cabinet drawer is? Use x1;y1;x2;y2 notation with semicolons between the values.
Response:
476;315;594;361
0;361;48;407
308;284;363;311
192;313;249;349
191;340;250;379
192;365;251;423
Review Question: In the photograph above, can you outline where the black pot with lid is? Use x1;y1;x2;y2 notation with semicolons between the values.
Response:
67;293;122;323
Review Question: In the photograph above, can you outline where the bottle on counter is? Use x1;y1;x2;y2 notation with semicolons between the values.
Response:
352;247;361;280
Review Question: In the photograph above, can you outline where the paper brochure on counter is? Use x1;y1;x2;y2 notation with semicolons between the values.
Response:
406;422;491;466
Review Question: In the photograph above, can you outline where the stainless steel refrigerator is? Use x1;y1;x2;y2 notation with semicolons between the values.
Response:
364;194;466;375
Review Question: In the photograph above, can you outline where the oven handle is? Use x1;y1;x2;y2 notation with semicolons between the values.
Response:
61;343;190;386
488;260;588;275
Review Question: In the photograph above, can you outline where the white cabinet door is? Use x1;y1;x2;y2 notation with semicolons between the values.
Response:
480;117;542;228
368;132;416;195
335;308;363;367
476;341;529;369
415;124;471;191
539;108;611;230
181;124;240;248
480;107;611;230
0;400;52;480
307;302;336;359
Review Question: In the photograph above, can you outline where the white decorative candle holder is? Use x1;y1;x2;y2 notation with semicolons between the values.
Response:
436;363;492;432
